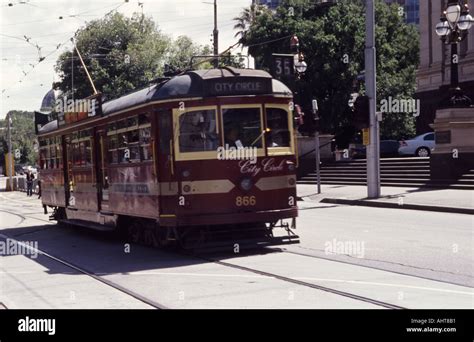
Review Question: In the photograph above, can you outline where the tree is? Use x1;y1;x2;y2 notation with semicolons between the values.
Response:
55;13;213;101
233;4;269;42
166;35;212;71
238;0;419;141
0;111;37;168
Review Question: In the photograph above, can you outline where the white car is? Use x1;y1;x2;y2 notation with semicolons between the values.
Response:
398;132;435;157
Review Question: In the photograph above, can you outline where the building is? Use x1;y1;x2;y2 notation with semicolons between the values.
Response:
416;0;474;133
385;0;420;25
255;0;282;10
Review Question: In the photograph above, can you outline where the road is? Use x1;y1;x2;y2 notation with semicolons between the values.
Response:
0;183;472;309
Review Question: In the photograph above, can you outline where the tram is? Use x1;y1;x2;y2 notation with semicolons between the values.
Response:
36;67;299;249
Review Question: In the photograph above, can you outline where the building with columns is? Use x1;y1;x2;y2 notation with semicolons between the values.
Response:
416;0;474;133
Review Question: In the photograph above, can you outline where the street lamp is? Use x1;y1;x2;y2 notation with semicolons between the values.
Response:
435;0;473;108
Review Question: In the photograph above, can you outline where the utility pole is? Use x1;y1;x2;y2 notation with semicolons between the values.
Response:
7;112;13;191
365;0;380;198
213;0;219;68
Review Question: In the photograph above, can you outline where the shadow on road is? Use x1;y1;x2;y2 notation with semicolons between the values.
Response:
0;224;282;276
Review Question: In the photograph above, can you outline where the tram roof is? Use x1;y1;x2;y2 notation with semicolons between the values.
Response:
38;67;292;134
102;67;292;115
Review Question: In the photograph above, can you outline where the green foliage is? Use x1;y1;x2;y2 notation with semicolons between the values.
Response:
54;13;212;101
237;0;419;140
0;111;37;167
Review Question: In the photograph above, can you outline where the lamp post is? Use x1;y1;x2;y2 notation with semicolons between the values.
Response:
435;0;473;108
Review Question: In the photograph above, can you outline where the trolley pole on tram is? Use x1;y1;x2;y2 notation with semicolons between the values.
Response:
365;0;380;198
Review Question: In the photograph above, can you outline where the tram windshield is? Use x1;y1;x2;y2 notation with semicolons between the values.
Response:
178;109;218;152
222;107;262;148
266;107;290;148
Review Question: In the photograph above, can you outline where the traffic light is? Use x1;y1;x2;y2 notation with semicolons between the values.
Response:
353;95;370;129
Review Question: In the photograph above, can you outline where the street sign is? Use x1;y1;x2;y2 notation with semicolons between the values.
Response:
271;54;294;81
362;128;370;146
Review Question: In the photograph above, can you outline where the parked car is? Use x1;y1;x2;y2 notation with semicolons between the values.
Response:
398;132;435;157
351;140;400;159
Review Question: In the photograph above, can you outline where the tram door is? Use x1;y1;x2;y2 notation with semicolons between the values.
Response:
156;109;178;219
64;134;75;208
96;130;110;212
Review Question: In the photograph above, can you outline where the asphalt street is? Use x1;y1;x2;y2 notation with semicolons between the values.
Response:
0;186;472;309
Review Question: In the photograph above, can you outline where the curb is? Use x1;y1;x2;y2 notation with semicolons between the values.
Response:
320;198;474;215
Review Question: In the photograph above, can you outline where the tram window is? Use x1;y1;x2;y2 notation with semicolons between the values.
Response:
140;127;151;144
117;120;127;130
127;117;138;128
85;140;92;166
49;156;55;169
50;145;56;159
118;148;128;163
108;122;117;132
139;113;150;126
141;145;152;161
118;133;128;147
158;110;172;154
79;142;86;166
266;108;290;147
73;143;81;166
49;145;56;169
108;134;118;149
109;150;118;164
129;145;141;162
222;108;262;148
127;130;139;144
179;109;218;152
39;149;46;169
140;127;152;161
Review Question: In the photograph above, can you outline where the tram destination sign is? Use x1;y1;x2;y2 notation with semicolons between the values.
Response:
57;93;103;127
204;77;272;97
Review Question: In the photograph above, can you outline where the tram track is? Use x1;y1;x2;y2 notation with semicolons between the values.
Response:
0;208;168;310
1;199;467;309
1;206;405;309
191;252;407;310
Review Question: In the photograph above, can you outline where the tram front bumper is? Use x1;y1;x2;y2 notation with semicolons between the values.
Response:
159;207;298;226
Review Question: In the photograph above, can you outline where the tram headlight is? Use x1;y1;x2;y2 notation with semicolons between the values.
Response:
240;177;253;191
182;170;190;178
286;160;295;171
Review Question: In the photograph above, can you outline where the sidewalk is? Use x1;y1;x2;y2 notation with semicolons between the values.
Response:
297;184;474;215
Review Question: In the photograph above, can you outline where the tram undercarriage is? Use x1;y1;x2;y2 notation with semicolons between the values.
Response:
48;206;299;253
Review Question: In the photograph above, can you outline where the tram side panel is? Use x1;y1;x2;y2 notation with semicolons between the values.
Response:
65;132;98;212
38;136;66;207
104;111;159;219
107;163;158;219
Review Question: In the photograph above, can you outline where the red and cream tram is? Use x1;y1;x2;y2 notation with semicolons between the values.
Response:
37;67;299;249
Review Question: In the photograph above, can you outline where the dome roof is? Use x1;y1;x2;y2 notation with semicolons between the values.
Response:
39;89;58;113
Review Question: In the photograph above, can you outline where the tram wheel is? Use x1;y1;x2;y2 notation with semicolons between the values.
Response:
153;227;175;248
128;221;142;244
143;227;155;246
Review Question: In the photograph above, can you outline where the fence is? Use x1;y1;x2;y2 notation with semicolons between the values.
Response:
5;176;39;194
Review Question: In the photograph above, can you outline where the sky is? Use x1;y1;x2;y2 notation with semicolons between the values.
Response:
0;0;252;118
